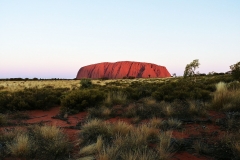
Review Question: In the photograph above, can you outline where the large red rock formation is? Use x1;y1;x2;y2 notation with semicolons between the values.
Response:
76;61;171;79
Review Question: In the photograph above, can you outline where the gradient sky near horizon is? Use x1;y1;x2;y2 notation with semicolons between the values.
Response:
1;0;240;79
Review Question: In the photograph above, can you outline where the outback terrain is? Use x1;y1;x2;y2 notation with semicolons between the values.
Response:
0;74;240;160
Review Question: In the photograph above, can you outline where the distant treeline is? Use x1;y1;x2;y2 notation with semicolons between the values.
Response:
0;78;75;81
0;71;231;81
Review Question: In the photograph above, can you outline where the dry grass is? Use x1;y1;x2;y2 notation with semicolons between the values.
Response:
120;148;158;160
105;91;127;106
30;125;70;159
7;133;33;158
101;107;112;117
0;77;171;92
212;82;240;111
212;82;231;110
161;119;182;131
142;97;157;105
78;118;175;160
157;131;174;160
148;117;163;128
112;121;134;136
162;103;174;117
0;80;79;91
124;104;137;118
79;136;103;156
0;126;71;159
80;119;112;143
33;125;62;140
88;106;112;119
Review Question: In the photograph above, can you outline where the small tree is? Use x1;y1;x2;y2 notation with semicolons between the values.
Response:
184;59;200;81
230;61;240;80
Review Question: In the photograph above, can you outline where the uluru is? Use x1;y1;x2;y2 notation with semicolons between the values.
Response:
76;61;171;79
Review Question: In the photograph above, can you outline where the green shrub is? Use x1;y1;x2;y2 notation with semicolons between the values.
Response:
87;106;113;119
230;61;240;80
61;89;105;113
80;78;93;89
123;103;163;119
0;88;69;112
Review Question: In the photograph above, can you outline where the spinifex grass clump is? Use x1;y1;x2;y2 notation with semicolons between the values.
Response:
78;119;176;160
87;106;113;119
211;82;240;111
6;133;34;159
123;100;207;120
2;125;71;159
104;90;127;106
30;125;71;159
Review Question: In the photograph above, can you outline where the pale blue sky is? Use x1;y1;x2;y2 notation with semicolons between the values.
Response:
1;0;240;78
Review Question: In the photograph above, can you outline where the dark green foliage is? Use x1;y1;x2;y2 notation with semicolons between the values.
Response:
124;81;160;100
80;78;92;88
228;81;240;90
151;80;212;102
184;59;200;80
61;89;106;113
230;61;240;80
0;88;69;112
127;103;163;119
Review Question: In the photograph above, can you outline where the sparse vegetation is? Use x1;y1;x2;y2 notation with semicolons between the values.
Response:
1;125;71;159
1;74;240;159
78;119;176;160
0;87;69;112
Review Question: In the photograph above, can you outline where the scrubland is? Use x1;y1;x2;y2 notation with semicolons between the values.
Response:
1;74;240;159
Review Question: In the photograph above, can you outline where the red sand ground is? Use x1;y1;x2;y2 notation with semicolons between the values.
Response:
1;107;226;160
25;107;87;142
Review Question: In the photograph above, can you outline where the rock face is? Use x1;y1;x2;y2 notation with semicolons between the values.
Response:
76;61;171;79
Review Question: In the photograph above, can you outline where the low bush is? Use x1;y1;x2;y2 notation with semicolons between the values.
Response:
87;106;115;119
0;87;69;112
152;80;212;102
61;89;106;113
123;103;163;119
80;79;93;89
